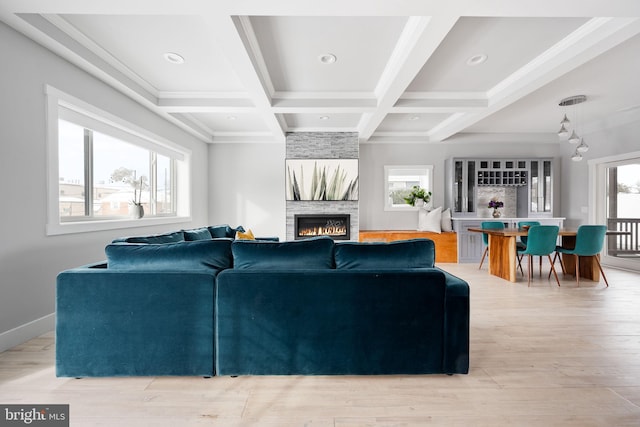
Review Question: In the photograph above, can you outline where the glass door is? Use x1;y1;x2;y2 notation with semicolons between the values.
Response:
596;156;640;271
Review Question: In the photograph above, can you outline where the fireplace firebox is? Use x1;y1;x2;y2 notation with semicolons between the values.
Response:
294;214;350;240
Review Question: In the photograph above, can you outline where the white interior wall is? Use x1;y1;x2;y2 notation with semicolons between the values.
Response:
0;22;209;351
208;143;286;240
558;118;640;227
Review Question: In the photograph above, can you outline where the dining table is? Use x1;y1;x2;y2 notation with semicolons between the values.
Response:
467;227;603;283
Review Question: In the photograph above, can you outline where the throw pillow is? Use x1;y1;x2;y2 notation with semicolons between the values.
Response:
183;227;213;241
208;224;231;238
418;206;442;233
123;230;185;244
441;208;453;232
236;229;255;240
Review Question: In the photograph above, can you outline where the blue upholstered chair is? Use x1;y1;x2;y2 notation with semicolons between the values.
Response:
517;221;541;247
479;221;504;269
554;225;609;287
517;225;561;287
516;221;541;275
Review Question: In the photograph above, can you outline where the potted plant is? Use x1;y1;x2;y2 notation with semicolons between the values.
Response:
404;185;432;207
129;176;146;219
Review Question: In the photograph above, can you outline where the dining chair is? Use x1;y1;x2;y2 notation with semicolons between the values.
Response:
478;221;505;269
553;225;609;287
516;221;541;275
516;225;561;287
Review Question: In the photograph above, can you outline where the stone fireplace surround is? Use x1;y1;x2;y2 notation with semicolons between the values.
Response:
285;132;359;241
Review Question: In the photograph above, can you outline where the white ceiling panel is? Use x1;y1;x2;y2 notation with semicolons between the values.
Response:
284;113;362;130
377;113;453;132
60;14;245;92
1;2;638;143
407;17;589;93
250;16;408;92
190;112;270;133
467;32;640;134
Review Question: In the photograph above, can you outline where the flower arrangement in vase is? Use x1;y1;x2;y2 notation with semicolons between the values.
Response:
488;199;504;218
129;177;146;219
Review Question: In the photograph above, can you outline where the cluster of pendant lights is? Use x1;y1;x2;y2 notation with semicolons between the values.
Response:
557;95;589;161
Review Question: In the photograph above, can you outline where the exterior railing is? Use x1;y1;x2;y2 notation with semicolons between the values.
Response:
607;218;640;257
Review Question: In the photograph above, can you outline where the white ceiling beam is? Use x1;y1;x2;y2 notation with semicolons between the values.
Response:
357;16;459;141
158;98;256;113
200;14;286;140
271;98;377;113
392;96;488;113
429;17;640;142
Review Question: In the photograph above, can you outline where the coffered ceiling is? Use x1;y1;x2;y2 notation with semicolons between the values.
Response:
2;1;640;144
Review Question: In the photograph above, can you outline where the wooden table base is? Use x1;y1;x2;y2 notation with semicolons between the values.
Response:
486;234;600;283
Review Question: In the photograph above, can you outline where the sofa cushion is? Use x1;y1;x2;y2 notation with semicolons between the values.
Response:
183;227;213;241
106;239;233;271
208;224;245;238
232;236;334;270
121;230;185;244
335;239;435;269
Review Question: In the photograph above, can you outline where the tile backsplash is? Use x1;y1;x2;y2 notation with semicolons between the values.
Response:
477;186;517;218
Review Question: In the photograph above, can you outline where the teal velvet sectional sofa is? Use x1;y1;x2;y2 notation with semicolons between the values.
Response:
56;226;470;377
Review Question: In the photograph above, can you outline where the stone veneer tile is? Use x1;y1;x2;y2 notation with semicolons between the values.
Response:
286;132;359;241
477;186;517;218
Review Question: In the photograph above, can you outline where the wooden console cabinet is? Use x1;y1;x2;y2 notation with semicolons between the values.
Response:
359;230;458;263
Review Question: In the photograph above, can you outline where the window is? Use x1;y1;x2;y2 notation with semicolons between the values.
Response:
46;86;190;235
384;165;433;211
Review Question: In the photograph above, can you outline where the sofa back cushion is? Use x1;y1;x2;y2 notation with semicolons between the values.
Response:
183;227;213;241
232;236;334;270
334;239;435;269
119;230;185;244
106;239;233;272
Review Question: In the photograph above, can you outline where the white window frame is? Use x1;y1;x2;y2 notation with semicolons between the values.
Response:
45;85;192;235
384;165;434;211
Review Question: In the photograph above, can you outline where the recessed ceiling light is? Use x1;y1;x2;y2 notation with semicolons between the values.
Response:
319;54;337;64
466;53;487;66
226;115;237;120
409;115;420;121
319;116;330;120
163;52;185;64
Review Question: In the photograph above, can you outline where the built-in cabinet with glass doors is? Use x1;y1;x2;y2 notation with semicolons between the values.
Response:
447;157;553;218
529;159;553;216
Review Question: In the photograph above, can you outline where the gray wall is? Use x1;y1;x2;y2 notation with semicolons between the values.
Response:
0;22;209;350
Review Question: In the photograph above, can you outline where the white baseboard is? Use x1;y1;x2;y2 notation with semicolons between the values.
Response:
0;313;55;353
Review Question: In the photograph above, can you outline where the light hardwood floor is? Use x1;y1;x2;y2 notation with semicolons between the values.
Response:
1;263;640;426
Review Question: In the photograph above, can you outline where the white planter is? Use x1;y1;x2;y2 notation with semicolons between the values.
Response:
129;204;144;219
